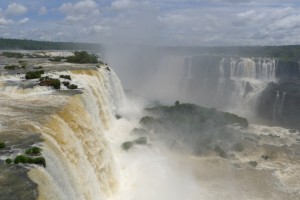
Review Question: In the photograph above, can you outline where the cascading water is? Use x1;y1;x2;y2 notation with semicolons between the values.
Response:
226;57;276;115
0;64;126;200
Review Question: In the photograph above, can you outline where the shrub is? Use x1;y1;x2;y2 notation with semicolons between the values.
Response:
49;57;62;62
33;66;43;69
4;65;19;70
67;84;78;90
39;76;49;81
66;51;99;63
62;81;70;87
0;142;6;148
14;155;46;167
25;70;44;79
60;74;71;80
25;147;42;155
5;158;12;164
39;78;61;89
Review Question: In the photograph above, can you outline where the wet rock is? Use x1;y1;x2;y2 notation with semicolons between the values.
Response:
115;114;122;119
244;82;254;96
289;129;297;133
261;155;269;160
231;143;244;152
121;141;134;151
134;137;147;144
214;145;228;158
249;161;258;167
131;128;149;135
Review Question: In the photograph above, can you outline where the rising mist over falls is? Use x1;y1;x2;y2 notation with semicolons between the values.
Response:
0;50;300;200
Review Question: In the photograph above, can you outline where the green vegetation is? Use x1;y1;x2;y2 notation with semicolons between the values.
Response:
25;147;42;155
62;81;70;87
0;141;6;148
14;155;46;167
66;51;98;63
39;78;61;89
142;102;248;132
67;84;78;90
33;66;43;69
39;76;49;81
49;57;63;62
4;65;19;70
2;52;24;58
5;158;12;164
25;70;44;79
0;38;102;50
60;74;71;80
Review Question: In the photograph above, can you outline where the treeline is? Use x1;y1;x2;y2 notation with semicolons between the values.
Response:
165;45;300;61
0;38;102;50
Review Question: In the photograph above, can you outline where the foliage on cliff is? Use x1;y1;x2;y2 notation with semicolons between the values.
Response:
141;102;248;133
66;51;99;63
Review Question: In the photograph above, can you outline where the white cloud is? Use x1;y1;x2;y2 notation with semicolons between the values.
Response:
111;0;136;10
39;6;47;15
0;17;13;25
6;3;27;16
59;0;99;23
19;18;29;24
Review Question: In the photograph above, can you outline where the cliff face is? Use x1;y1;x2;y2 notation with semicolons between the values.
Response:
276;60;300;80
257;80;300;128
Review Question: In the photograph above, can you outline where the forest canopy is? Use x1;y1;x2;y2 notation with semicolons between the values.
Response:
0;38;102;50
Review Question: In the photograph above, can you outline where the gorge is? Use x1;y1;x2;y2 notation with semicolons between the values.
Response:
0;49;299;200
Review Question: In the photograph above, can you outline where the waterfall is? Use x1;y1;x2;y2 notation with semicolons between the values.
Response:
226;57;276;115
279;92;287;115
0;67;126;200
272;90;280;121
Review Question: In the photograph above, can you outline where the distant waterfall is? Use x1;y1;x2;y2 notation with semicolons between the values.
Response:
168;55;278;115
272;91;287;121
230;58;276;80
227;57;276;114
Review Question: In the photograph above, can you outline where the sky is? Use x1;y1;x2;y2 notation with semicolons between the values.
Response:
0;0;300;46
